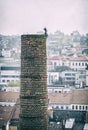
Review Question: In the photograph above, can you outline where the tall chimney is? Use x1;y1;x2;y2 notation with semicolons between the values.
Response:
19;35;48;130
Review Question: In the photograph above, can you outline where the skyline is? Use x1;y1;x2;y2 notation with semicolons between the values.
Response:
0;0;88;35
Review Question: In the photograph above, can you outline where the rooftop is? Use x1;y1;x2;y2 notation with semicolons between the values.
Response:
0;91;19;102
48;88;88;105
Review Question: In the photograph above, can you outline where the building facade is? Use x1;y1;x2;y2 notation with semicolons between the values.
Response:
48;87;88;112
0;64;20;84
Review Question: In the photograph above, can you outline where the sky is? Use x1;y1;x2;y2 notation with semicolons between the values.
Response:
0;0;88;35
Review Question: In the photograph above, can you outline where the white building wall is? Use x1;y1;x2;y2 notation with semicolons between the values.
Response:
70;61;87;71
47;72;59;85
2;87;20;92
49;104;88;111
0;102;15;106
1;70;20;83
48;87;71;94
48;87;88;111
71;104;88;111
60;70;76;86
49;59;63;70
2;49;11;58
48;58;88;71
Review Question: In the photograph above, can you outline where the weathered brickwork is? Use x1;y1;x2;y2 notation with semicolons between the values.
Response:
19;35;48;130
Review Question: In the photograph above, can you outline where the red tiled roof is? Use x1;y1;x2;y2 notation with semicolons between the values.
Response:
49;56;62;60
0;91;19;102
71;89;88;104
0;106;13;127
48;89;88;105
69;56;88;61
0;92;20;127
48;92;71;105
47;61;52;65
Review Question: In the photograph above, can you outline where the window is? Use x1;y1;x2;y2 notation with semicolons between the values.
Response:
82;63;84;66
72;74;75;76
76;105;78;110
56;106;59;109
86;106;88;110
51;76;53;83
72;105;74;110
79;63;80;66
1;66;20;70
7;80;9;82
2;80;5;82
83;106;84;110
61;106;63;109
79;106;81;110
66;106;68;110
76;63;77;66
65;73;71;76
85;63;87;66
63;63;64;66
54;62;57;66
66;77;72;80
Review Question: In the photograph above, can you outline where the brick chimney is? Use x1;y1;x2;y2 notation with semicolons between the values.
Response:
19;35;48;130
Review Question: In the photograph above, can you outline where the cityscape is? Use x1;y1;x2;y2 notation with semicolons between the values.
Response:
0;30;88;130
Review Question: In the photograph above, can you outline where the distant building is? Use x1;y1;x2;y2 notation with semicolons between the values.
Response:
48;86;88;123
60;70;77;86
2;49;11;58
48;56;88;71
0;64;20;84
47;72;59;85
48;87;88;112
1;86;20;92
47;55;88;86
69;56;88;71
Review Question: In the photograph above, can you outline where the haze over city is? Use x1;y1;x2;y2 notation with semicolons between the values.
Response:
0;0;88;35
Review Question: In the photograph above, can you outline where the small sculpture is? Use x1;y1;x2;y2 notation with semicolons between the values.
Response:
44;28;48;37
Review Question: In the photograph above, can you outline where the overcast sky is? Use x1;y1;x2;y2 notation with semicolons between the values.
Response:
0;0;88;35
